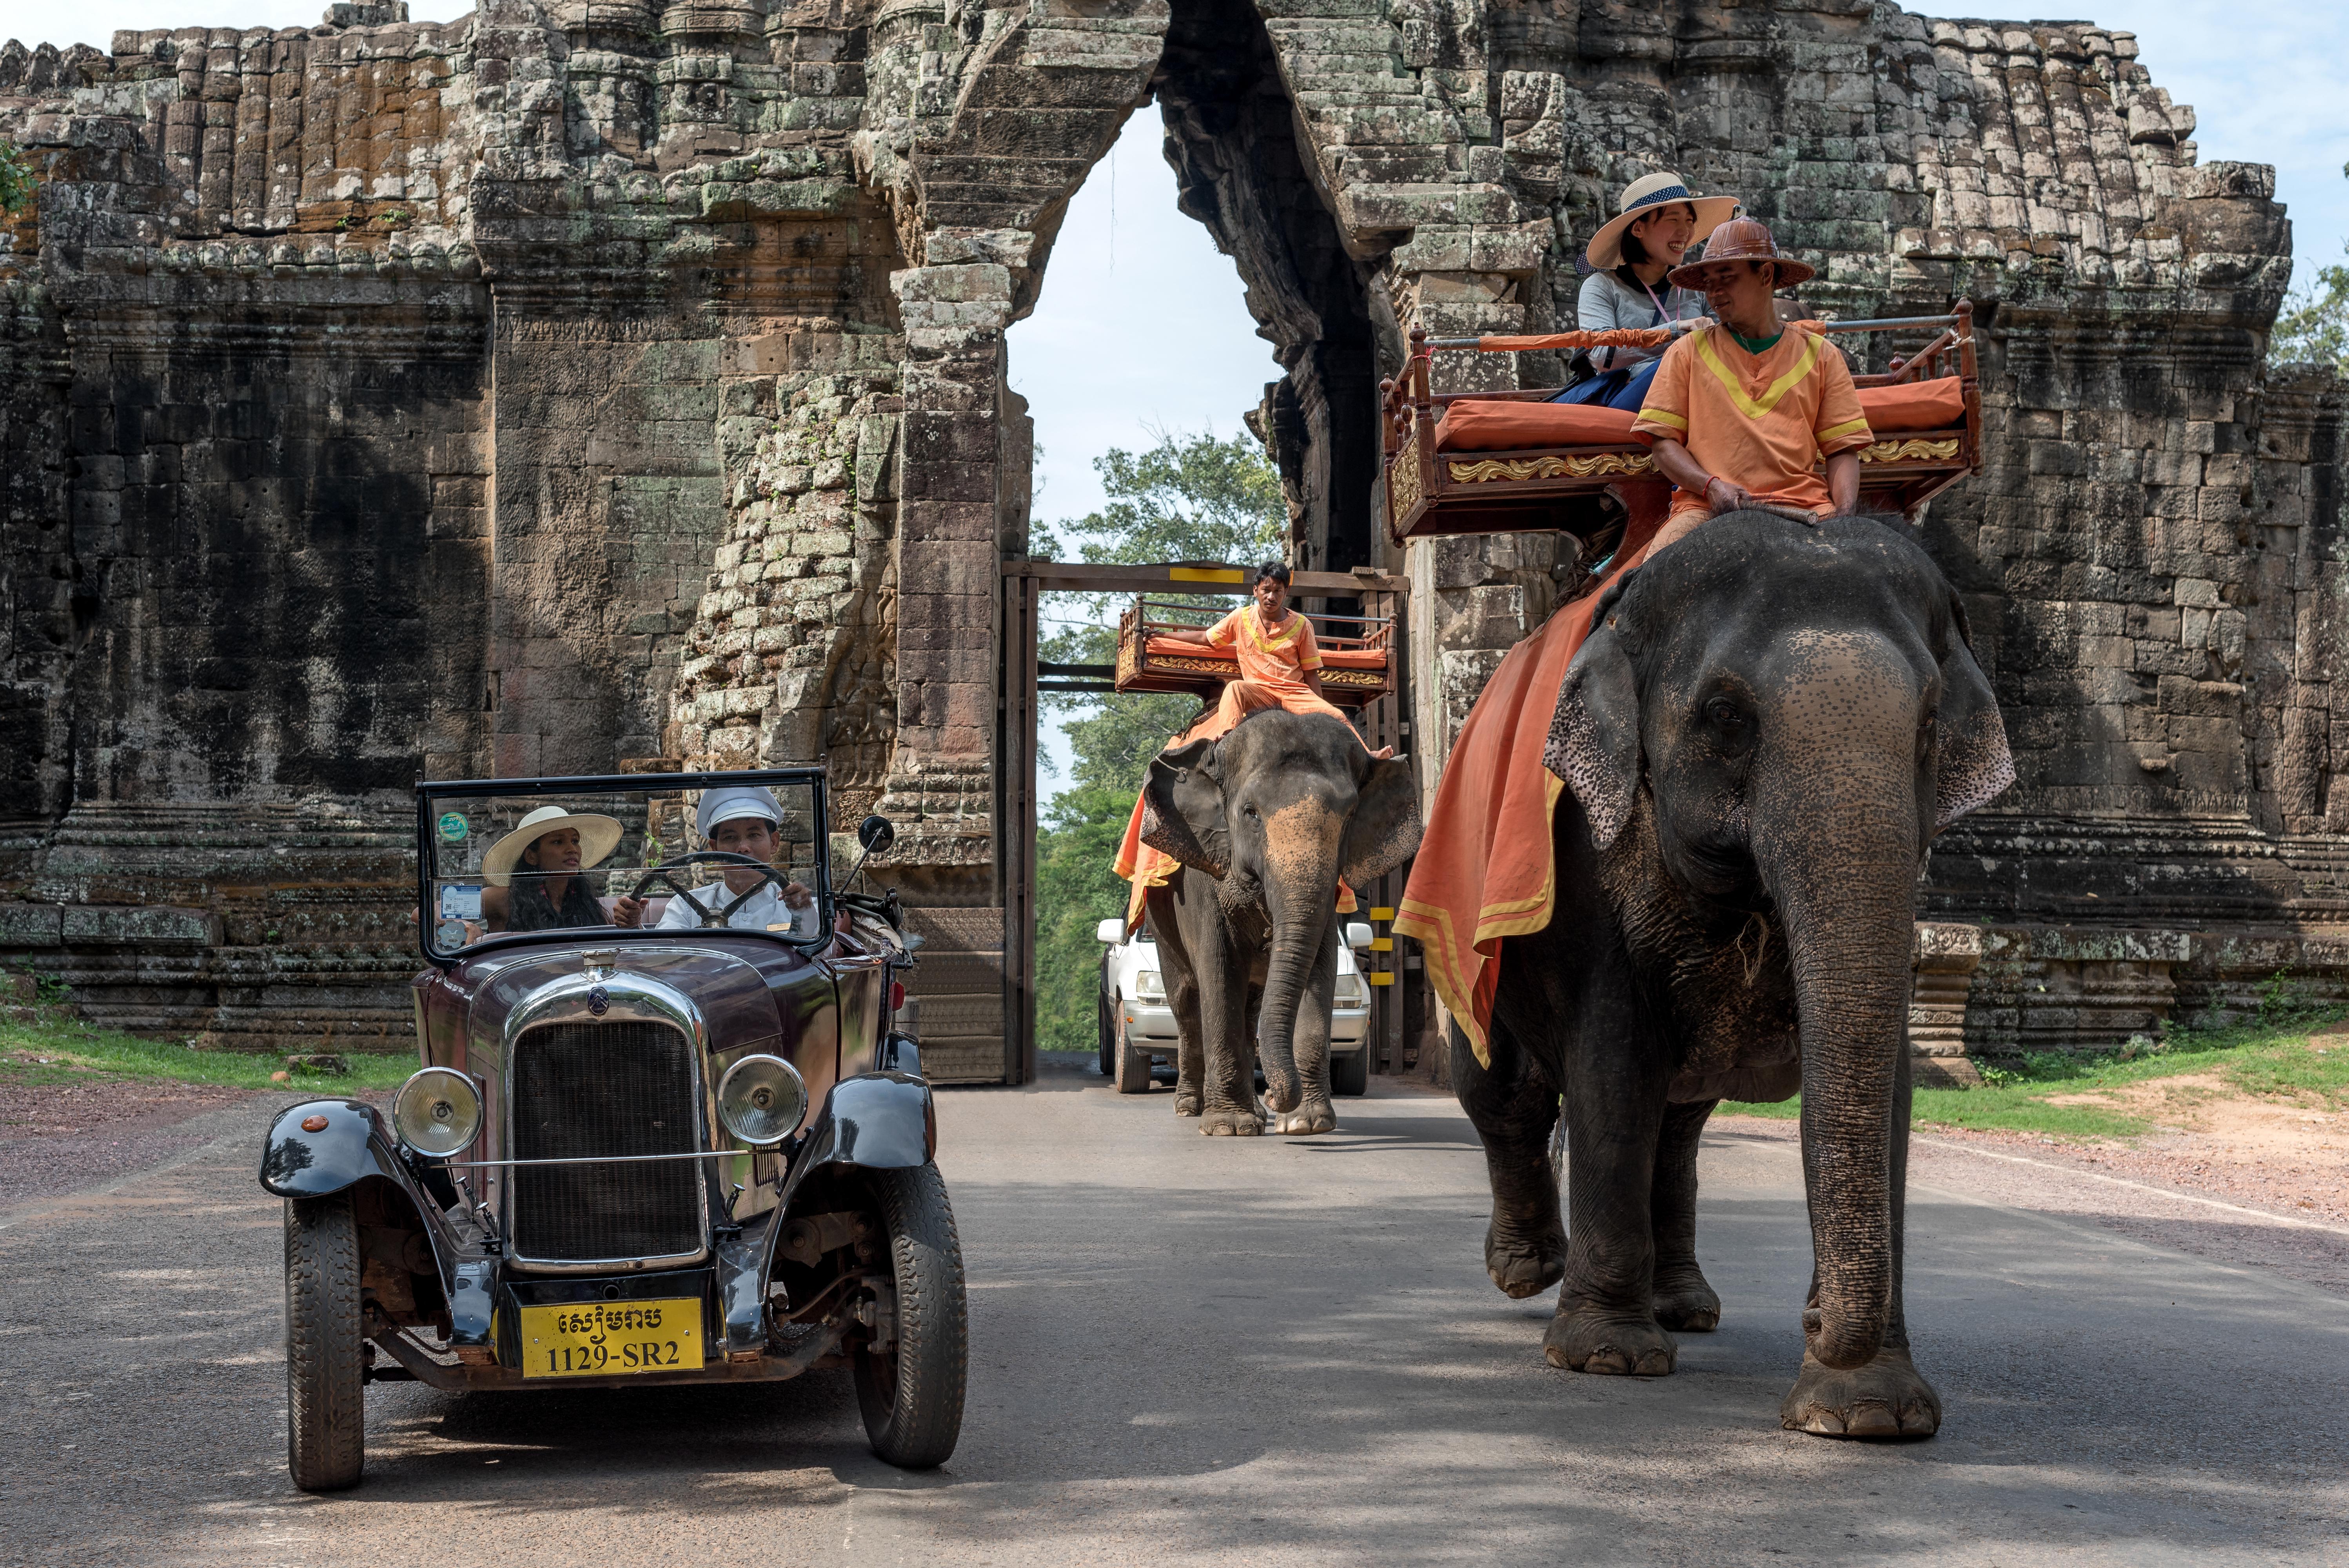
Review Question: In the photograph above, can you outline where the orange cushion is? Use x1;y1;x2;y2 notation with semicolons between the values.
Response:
1433;400;1641;453
1145;635;1235;661
1321;648;1389;671
1856;377;1964;433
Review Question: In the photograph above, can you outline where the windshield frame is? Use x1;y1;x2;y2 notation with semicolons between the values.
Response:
413;766;835;970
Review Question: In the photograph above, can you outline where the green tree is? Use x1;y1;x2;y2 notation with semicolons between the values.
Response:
1029;429;1286;1052
0;143;33;216
2269;159;2349;377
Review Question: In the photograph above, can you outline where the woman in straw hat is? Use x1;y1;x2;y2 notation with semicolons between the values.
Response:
480;805;647;933
1553;171;1739;411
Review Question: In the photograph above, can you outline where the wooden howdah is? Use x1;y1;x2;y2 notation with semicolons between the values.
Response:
1114;596;1397;710
1381;303;1983;547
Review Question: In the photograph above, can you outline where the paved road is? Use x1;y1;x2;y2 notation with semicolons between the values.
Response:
3;1058;2344;1566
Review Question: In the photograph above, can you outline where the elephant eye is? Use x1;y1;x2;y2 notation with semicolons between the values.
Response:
1242;804;1259;818
1703;697;1746;730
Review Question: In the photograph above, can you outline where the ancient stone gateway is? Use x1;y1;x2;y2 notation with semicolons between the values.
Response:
0;1;2340;1077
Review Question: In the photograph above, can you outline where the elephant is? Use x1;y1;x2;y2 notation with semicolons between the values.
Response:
1457;511;2011;1437
1139;708;1423;1136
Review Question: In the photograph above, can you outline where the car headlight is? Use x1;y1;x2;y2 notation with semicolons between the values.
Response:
717;1054;809;1148
1133;969;1164;1002
1334;974;1368;1007
394;1067;483;1159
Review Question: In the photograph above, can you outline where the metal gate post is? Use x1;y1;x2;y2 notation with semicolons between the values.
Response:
1000;571;1040;1085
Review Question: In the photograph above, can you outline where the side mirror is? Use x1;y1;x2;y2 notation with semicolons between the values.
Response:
858;814;896;853
1095;918;1127;945
1345;922;1374;949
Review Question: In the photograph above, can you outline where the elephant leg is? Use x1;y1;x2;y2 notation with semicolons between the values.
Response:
1650;1099;1721;1332
1548;1034;1677;1377
1783;1046;1940;1437
1274;930;1339;1136
1454;1016;1565;1299
1196;933;1260;1137
1149;885;1204;1117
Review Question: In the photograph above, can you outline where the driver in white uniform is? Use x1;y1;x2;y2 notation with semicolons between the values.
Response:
654;786;820;937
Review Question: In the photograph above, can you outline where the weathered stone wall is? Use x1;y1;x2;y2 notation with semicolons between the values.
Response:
0;0;2340;1062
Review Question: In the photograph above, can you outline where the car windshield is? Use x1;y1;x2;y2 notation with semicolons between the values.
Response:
418;771;831;961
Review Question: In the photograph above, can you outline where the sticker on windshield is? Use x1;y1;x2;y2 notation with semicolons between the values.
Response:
436;811;470;843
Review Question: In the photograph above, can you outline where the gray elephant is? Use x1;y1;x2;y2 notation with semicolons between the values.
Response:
1456;512;2011;1436
1140;709;1422;1135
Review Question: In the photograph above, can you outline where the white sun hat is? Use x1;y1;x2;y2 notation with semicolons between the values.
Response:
481;805;625;887
1585;171;1742;271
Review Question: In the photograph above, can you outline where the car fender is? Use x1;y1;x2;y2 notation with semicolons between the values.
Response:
259;1099;465;1308
260;1098;408;1199
793;1070;934;1178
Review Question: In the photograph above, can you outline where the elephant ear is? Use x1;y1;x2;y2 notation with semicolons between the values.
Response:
1544;611;1642;849
1141;737;1230;878
1340;755;1423;888
1933;597;2014;831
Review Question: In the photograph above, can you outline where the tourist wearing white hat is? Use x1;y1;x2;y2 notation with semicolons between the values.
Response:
654;785;819;936
1554;171;1739;412
479;806;648;933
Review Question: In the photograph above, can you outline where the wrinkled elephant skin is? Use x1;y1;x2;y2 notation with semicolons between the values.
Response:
1453;512;2011;1438
1140;710;1421;1136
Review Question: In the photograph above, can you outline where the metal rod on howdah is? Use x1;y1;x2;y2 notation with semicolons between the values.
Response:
1424;312;1967;352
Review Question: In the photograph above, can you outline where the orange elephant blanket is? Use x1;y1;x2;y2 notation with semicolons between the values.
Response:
1394;508;1665;1066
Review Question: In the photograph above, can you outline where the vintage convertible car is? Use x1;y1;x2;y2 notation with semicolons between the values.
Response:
258;768;962;1492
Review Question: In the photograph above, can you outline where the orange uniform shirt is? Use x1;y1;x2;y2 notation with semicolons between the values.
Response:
1205;605;1322;691
1630;322;1874;524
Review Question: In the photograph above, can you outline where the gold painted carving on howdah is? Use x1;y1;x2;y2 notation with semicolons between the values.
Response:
1447;454;1656;484
1387;452;1423;517
1857;438;1962;464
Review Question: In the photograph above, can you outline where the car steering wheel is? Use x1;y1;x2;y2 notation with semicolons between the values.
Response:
630;851;802;930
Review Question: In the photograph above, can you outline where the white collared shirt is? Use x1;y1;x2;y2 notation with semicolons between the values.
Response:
654;881;818;938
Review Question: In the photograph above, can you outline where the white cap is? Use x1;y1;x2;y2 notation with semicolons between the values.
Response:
696;785;781;840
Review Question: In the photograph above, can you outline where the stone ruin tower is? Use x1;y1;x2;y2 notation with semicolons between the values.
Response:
0;0;2340;1075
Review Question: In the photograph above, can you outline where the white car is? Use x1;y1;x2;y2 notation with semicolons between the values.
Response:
1093;917;1376;1097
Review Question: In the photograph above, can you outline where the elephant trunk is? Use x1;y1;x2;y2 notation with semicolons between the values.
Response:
1753;635;1929;1372
1254;797;1343;1115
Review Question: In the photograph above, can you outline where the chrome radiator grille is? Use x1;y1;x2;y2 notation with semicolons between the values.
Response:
511;1020;703;1262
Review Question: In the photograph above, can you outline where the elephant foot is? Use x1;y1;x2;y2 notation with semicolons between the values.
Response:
1780;1345;1941;1440
1200;1106;1263;1136
1651;1265;1721;1333
1482;1220;1566;1300
1172;1089;1202;1117
1274;1100;1336;1136
1545;1303;1676;1376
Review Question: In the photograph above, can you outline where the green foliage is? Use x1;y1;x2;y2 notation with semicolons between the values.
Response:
2269;160;2349;376
0;142;33;216
1721;1003;2349;1136
1031;784;1138;1053
1030;430;1286;1051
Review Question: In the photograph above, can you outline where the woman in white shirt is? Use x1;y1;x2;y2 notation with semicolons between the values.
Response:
1554;172;1738;411
655;786;821;937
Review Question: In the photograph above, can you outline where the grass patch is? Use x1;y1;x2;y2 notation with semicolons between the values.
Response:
0;1008;415;1093
1719;1004;2349;1140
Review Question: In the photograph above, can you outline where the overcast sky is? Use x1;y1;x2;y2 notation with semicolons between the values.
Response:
6;0;2340;799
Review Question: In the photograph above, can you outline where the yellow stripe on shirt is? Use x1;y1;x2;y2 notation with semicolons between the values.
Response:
1691;326;1825;420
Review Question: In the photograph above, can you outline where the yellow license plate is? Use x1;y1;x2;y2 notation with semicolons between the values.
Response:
517;1297;704;1379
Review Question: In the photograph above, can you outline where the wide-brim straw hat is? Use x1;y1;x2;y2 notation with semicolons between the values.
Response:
482;805;625;887
1666;215;1817;290
1585;172;1741;272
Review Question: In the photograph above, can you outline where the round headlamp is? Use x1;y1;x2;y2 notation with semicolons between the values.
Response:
717;1054;808;1148
393;1067;483;1158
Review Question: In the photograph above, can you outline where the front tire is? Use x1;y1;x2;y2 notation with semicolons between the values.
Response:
284;1194;366;1492
1112;1016;1153;1095
853;1163;968;1469
1096;973;1116;1077
1331;1046;1369;1097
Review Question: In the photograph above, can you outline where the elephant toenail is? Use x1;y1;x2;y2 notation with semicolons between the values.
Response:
1804;1407;1846;1435
1845;1403;1899;1437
